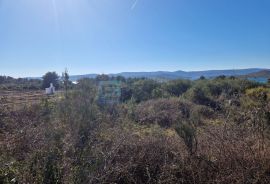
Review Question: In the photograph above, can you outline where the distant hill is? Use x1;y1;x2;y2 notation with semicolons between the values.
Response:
241;70;270;83
244;70;270;78
26;68;269;81
69;68;267;81
69;74;98;81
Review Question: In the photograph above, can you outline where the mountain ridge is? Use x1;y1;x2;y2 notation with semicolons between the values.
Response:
69;68;268;81
25;68;269;81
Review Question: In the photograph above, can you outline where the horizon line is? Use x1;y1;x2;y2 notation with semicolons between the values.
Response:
2;67;269;79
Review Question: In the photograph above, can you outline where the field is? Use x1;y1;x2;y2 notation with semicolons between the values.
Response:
0;90;61;109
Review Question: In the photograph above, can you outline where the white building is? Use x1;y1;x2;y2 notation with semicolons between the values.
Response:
45;83;55;95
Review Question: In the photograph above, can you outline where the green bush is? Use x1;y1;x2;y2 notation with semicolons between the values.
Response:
175;122;197;155
162;79;192;97
131;79;160;103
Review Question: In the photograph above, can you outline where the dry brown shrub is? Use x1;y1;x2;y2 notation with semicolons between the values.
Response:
94;132;186;184
134;98;191;127
198;123;270;184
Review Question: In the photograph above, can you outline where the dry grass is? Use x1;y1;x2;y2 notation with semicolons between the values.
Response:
0;90;62;109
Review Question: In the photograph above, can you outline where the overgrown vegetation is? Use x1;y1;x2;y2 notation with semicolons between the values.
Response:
1;74;270;183
0;76;42;90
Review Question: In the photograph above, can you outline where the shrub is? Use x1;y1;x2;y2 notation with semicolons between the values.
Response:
134;98;191;127
175;122;197;155
246;87;269;102
163;79;192;97
131;79;160;103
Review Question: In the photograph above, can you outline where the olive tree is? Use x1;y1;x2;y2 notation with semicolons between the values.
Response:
42;72;60;89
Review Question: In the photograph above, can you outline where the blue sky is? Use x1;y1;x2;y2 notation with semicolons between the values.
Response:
0;0;270;77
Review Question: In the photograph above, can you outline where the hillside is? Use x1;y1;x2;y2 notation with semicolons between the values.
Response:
69;68;267;81
245;70;270;78
240;70;270;83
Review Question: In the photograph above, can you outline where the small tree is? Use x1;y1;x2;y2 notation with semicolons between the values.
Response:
96;74;110;81
42;72;60;89
62;69;70;98
175;122;197;155
199;76;206;80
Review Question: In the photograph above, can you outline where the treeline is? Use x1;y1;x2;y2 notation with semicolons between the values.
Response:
0;71;70;90
2;71;269;92
0;76;42;90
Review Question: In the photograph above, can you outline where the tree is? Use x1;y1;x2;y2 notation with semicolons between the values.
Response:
120;85;132;102
62;69;70;98
0;76;6;84
42;72;60;89
268;78;270;85
199;76;206;80
96;74;110;81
